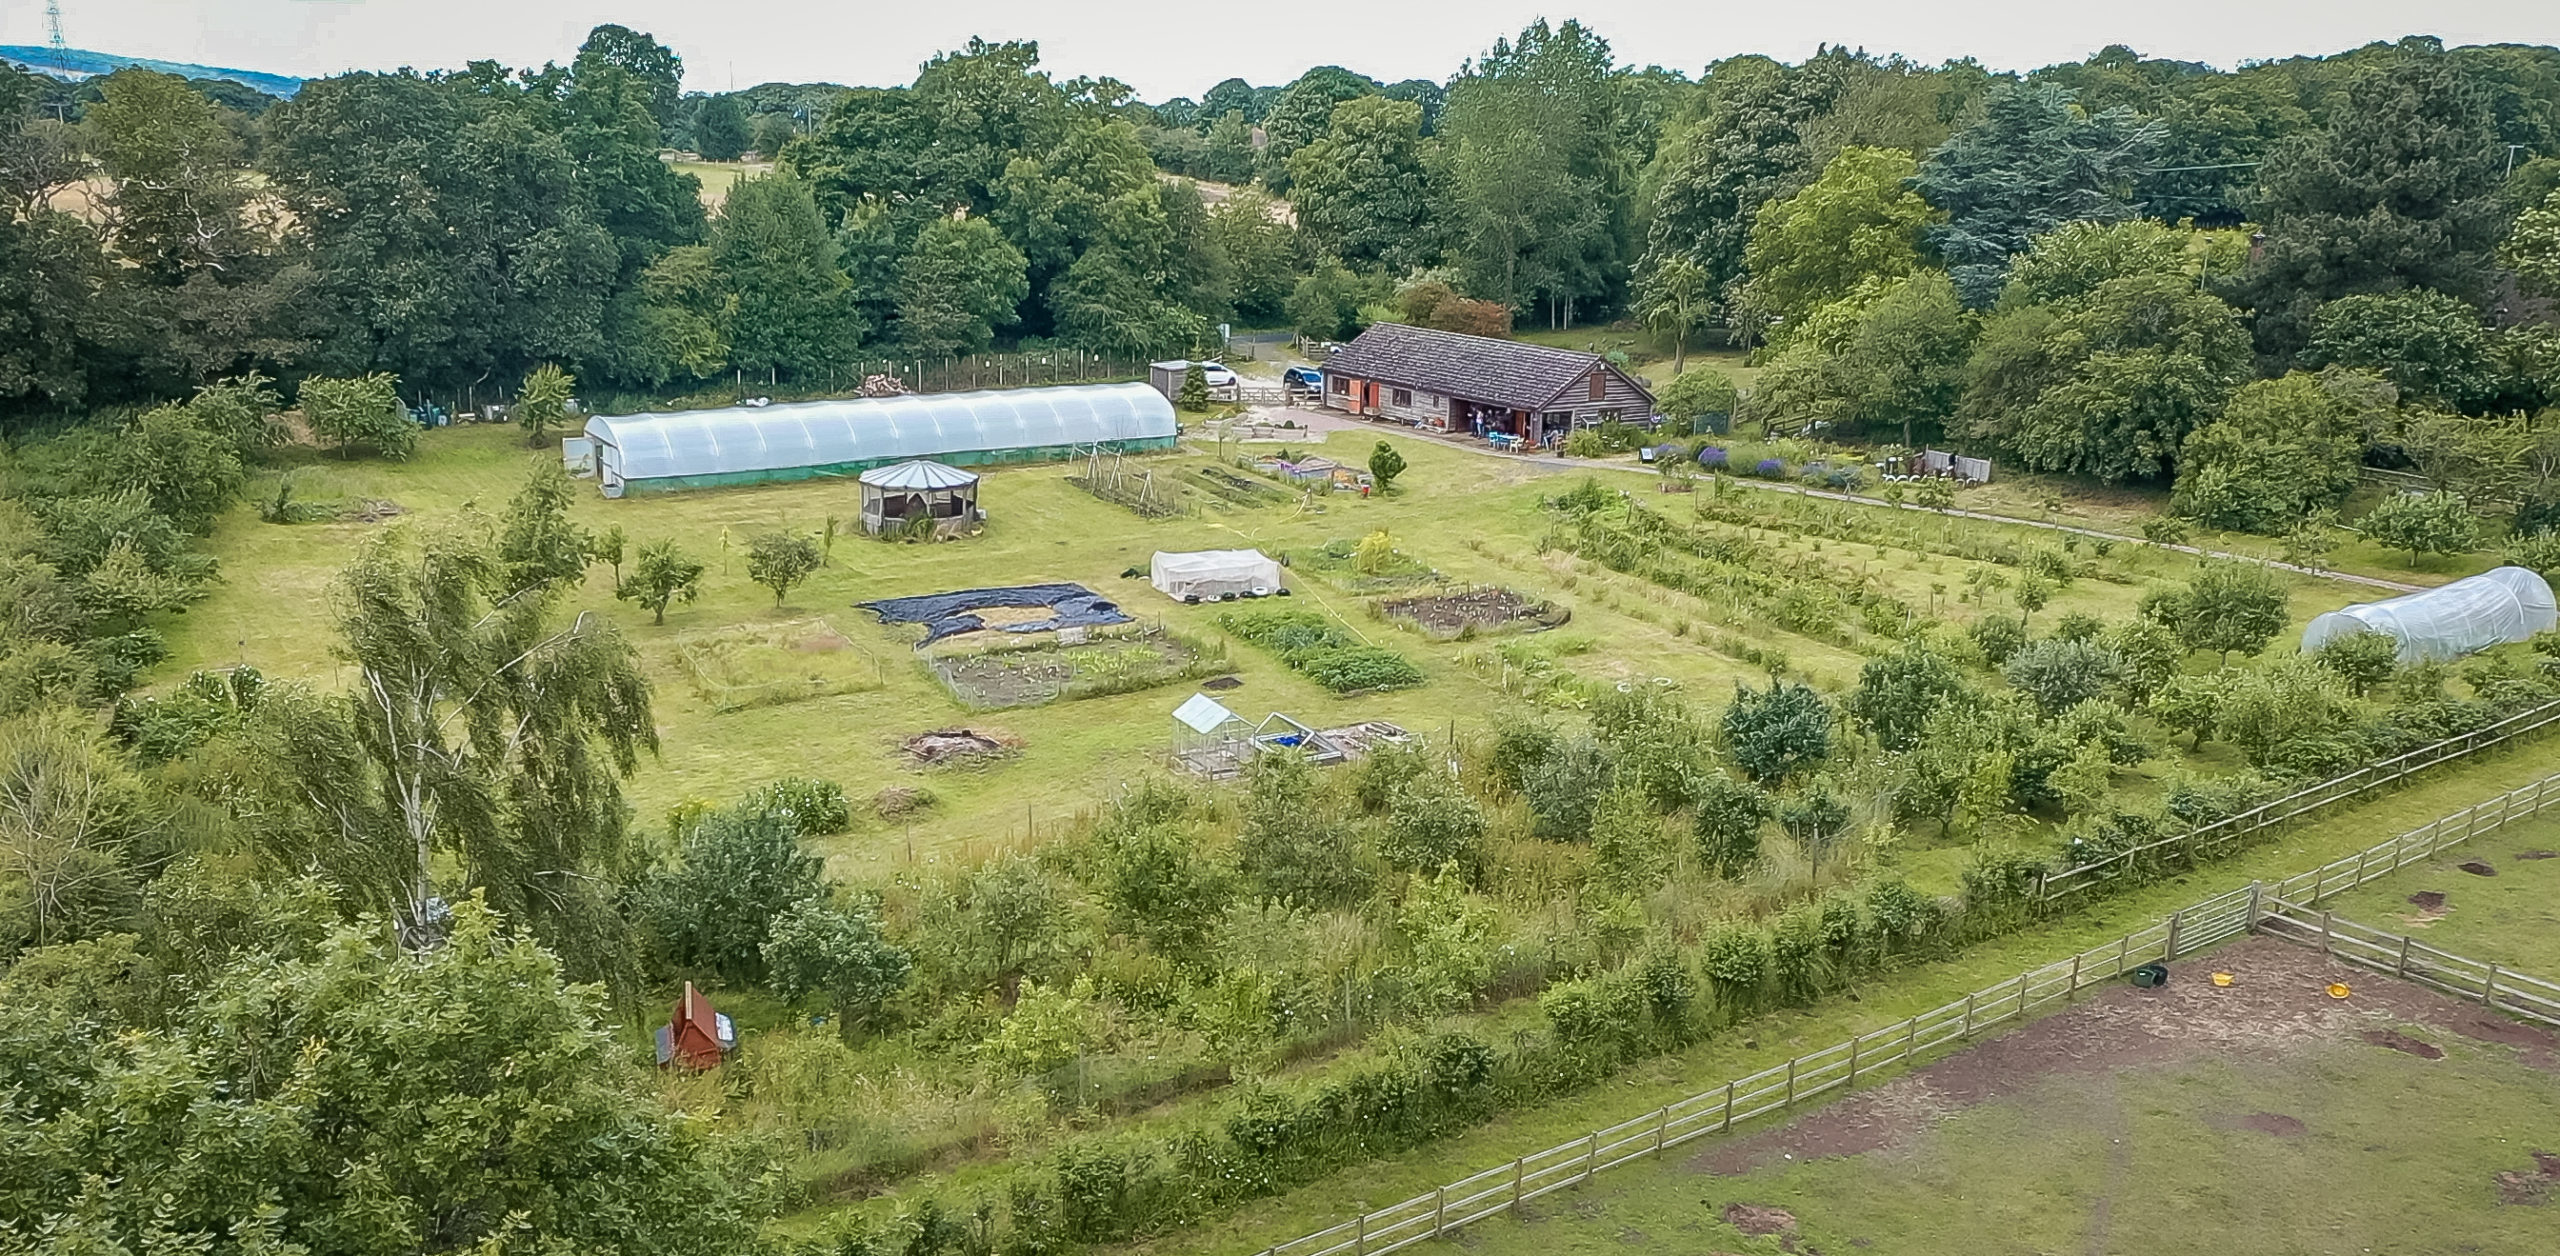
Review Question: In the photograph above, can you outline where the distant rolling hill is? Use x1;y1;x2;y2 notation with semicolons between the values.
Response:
1;45;302;98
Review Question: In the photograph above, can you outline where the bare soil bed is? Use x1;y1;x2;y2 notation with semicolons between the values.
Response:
902;727;1022;767
1380;586;1567;637
932;634;1223;708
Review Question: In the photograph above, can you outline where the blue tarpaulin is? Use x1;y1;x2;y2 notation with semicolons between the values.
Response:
858;583;1133;646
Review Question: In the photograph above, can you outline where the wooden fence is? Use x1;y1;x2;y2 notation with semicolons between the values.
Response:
1251;768;2560;1256
2035;698;2560;903
1254;886;2262;1256
2268;769;2560;906
2256;898;2560;1029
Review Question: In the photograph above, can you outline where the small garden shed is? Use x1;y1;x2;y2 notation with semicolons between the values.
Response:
655;982;736;1070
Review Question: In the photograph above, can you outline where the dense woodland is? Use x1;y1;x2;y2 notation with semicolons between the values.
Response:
7;19;2560;1256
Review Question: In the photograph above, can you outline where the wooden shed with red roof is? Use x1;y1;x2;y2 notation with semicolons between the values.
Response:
655;982;736;1069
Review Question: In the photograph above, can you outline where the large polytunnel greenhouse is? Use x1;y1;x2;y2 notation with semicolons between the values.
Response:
2300;566;2558;663
581;382;1178;495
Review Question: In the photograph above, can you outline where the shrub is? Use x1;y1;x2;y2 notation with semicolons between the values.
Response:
1849;643;1968;752
1958;844;2050;933
1769;905;1828;1003
2002;639;2123;717
1753;457;1787;479
1521;736;1614;840
2310;628;2401;697
1721;679;1833;783
2050;611;2104;642
2163;771;2273;827
1380;777;1487;878
740;776;852;836
1862;877;1936;949
1699;925;1771;1013
639;805;822;982
1485;712;1560;795
2504;527;2560;578
1969;614;2027;664
1350;741;1427;814
1237;752;1370;908
982;976;1105;1076
1691;772;1774;877
1696;445;1729;469
1398;873;1497;1015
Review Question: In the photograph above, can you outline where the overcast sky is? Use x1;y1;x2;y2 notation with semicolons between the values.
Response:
9;0;2560;99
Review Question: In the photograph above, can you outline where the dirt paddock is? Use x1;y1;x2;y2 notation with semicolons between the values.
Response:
1692;938;2559;1176
1461;936;2560;1256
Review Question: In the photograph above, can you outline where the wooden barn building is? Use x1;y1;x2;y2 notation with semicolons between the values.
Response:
1318;323;1657;448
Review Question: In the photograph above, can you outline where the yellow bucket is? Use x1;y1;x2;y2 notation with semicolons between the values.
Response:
2327;982;2352;999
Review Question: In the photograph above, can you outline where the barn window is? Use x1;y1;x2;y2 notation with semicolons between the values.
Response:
1392;388;1412;406
1588;372;1606;401
1331;376;1349;394
1599;408;1623;424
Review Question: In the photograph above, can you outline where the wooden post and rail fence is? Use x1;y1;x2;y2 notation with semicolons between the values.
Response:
1251;766;2560;1256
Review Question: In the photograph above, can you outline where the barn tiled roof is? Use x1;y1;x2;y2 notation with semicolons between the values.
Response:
1324;323;1638;412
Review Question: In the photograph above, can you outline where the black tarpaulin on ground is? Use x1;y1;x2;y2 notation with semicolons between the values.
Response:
857;583;1133;646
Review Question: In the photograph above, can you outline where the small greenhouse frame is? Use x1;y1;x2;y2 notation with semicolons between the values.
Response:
2300;565;2558;663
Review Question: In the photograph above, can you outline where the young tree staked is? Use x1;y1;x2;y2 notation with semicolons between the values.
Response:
617;539;704;624
516;363;575;447
1368;440;1407;490
746;530;822;606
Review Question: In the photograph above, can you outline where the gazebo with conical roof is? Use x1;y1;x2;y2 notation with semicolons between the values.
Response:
858;459;981;534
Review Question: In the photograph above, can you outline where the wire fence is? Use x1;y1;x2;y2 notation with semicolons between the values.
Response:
1253;767;2560;1256
2036;698;2560;903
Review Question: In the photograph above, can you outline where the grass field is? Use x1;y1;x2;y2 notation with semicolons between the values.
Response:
1427;936;2560;1256
154;422;2397;882
2319;807;2560;978
668;158;770;208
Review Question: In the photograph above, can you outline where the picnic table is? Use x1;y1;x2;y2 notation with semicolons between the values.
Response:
1486;432;1522;453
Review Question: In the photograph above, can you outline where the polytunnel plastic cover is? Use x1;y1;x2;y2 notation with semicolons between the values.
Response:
583;383;1176;483
2300;565;2558;663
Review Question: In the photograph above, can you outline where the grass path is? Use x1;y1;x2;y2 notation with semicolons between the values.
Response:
1108;744;2560;1256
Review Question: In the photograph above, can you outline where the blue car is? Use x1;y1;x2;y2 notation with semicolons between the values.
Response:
1283;365;1324;394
